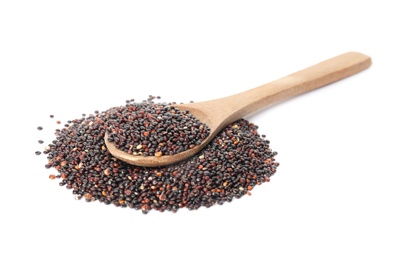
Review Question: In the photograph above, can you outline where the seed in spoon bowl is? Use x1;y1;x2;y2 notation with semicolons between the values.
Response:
105;100;210;157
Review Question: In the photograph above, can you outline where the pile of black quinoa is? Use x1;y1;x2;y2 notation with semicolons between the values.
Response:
38;98;279;214
105;101;210;156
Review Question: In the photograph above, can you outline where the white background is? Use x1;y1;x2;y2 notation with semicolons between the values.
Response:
1;1;402;259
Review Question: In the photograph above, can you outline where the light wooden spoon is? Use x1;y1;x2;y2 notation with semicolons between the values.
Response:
105;51;371;167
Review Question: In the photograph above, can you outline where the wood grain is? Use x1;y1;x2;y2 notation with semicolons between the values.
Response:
105;52;372;167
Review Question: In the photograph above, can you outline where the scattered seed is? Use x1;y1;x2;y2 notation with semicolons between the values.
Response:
37;97;279;214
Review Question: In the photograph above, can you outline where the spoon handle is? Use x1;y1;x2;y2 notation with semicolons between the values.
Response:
215;51;371;124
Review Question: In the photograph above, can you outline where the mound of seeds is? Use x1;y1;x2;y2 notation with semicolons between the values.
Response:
39;100;279;214
105;100;210;157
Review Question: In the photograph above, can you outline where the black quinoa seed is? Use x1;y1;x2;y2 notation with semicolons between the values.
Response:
38;140;44;144
105;100;210;157
40;99;279;214
35;151;41;155
37;126;43;130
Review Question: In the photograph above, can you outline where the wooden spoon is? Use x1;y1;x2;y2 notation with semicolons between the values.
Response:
105;51;371;167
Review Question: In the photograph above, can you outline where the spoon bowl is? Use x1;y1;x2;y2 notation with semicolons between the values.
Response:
105;52;372;167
